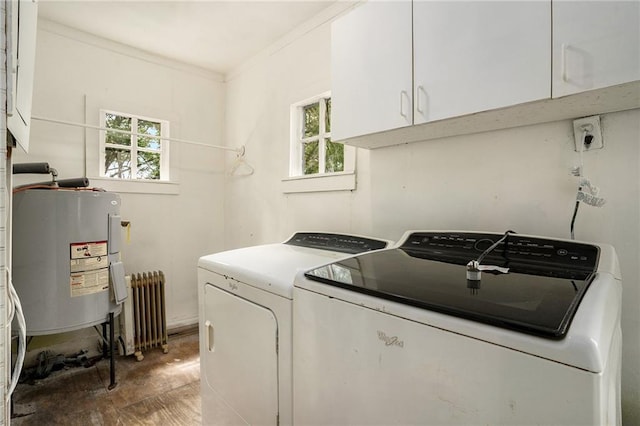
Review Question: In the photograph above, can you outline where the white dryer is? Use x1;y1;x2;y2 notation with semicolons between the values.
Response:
293;231;622;425
197;232;391;426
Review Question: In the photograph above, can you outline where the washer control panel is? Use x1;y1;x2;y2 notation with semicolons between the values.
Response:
401;232;599;272
285;232;389;254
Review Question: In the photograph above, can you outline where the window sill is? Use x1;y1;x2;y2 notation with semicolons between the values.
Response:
281;171;356;194
88;177;180;195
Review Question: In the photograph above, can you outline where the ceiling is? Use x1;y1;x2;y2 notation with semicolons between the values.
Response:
37;0;340;74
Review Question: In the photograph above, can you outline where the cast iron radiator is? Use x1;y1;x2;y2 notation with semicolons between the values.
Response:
127;271;169;361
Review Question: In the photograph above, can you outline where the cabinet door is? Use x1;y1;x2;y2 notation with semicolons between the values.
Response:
413;1;550;124
553;0;640;98
331;1;413;141
7;0;38;152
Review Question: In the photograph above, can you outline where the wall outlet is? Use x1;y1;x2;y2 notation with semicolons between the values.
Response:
573;115;603;152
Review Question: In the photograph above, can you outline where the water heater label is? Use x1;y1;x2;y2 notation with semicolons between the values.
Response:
70;241;108;259
70;269;109;297
70;256;108;273
70;240;109;297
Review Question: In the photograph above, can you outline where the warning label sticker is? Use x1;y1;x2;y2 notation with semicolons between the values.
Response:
70;269;109;297
70;241;108;260
70;241;109;297
70;256;108;273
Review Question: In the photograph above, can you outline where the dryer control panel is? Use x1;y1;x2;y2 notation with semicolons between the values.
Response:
285;232;388;254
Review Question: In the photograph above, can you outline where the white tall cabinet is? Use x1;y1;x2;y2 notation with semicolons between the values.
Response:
7;0;38;152
413;1;550;124
552;0;640;98
331;1;412;142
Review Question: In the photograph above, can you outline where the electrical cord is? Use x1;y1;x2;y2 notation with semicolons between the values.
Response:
570;199;580;240
476;229;515;265
7;267;26;401
570;129;588;240
466;230;515;286
570;128;608;239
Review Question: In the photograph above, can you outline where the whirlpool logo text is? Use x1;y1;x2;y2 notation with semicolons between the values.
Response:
377;330;404;348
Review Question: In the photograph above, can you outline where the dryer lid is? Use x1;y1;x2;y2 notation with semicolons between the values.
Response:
198;233;391;299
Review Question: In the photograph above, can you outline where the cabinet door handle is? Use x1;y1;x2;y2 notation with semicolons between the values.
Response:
561;43;569;83
400;90;409;119
416;86;427;117
205;320;214;352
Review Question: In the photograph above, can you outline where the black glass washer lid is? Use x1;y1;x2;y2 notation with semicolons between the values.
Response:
305;232;599;339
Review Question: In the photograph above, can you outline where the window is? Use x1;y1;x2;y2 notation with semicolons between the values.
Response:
290;93;344;176
100;110;170;180
285;92;356;193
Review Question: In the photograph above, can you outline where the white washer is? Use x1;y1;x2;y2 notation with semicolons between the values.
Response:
197;232;391;426
293;230;622;425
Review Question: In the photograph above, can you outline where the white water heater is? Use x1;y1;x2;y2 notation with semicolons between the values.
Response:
12;189;126;335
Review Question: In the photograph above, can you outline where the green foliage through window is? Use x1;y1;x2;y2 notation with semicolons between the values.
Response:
303;104;319;138
105;147;131;179
299;96;341;176
102;111;167;180
304;141;319;175
325;139;343;173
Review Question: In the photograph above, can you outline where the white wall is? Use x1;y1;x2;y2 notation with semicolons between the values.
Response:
224;5;373;249
224;11;640;424
14;20;227;329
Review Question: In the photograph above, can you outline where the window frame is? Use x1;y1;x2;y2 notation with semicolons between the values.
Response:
285;91;357;193
290;91;338;177
99;109;171;181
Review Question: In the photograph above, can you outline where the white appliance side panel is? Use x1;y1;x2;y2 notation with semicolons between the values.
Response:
293;287;603;426
203;283;278;426
601;324;623;426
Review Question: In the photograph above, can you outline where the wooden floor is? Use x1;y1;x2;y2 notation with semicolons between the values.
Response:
11;329;201;425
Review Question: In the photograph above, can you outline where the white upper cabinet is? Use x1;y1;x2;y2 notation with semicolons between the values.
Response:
553;0;640;98
413;1;550;124
331;0;639;145
331;1;413;142
7;0;39;153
